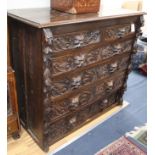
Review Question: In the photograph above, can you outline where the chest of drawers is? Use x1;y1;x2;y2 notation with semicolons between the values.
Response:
8;8;144;151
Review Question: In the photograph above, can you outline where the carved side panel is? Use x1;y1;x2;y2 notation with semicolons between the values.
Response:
133;15;145;54
43;28;101;53
51;40;133;75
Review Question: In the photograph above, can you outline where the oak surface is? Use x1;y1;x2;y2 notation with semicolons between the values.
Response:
8;8;144;28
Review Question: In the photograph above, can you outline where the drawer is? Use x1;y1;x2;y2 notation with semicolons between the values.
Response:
44;72;126;121
103;24;132;42
46;55;130;98
43;28;101;54
49;40;133;76
46;90;120;144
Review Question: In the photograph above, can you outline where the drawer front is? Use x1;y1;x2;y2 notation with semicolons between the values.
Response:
44;72;126;121
43;29;101;54
51;40;133;76
46;90;121;144
103;24;132;41
46;55;130;98
43;23;134;57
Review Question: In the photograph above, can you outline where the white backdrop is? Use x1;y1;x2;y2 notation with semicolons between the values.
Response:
7;0;50;9
7;0;131;10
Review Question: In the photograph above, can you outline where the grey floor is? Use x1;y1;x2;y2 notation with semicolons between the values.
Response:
52;71;147;155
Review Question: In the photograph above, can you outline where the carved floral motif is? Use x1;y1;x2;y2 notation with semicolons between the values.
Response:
103;25;131;41
50;56;130;97
46;90;121;144
45;73;125;121
52;40;133;75
43;28;101;53
42;18;144;144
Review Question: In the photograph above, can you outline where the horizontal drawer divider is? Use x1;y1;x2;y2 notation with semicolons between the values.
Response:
46;88;122;125
49;33;135;58
51;51;131;80
51;70;126;102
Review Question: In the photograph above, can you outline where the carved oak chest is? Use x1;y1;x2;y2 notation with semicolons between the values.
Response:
8;8;144;151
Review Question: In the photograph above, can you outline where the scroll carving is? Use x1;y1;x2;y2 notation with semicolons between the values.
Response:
42;23;139;140
43;28;101;53
133;15;145;54
103;25;131;41
50;56;130;97
45;74;125;121
46;90;121;144
52;40;133;75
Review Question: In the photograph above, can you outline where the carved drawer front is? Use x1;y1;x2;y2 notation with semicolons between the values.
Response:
43;28;101;54
46;56;129;98
46;90;120;144
51;40;133;76
103;24;132;41
44;72;125;121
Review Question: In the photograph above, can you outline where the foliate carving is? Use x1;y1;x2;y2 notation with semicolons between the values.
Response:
50;56;130;97
46;90;121;144
140;16;145;27
103;25;131;41
43;28;101;53
133;15;145;54
46;74;125;121
43;30;54;135
43;29;53;45
46;119;67;144
52;40;133;75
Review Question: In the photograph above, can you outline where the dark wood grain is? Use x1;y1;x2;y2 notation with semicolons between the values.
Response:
8;8;144;151
8;8;145;28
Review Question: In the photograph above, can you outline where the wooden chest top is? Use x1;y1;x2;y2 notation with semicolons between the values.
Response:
8;8;144;28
